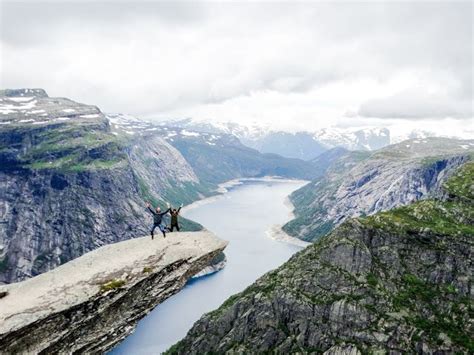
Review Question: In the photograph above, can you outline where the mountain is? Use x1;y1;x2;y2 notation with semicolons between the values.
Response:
310;147;350;177
0;91;318;284
167;161;474;354
158;118;270;143
390;129;438;144
313;127;390;151
110;114;321;183
0;90;208;283
249;132;327;160
160;119;391;160
283;137;474;242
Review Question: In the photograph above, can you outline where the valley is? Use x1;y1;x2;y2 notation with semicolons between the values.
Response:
168;162;473;354
111;178;307;354
0;89;471;354
0;89;319;284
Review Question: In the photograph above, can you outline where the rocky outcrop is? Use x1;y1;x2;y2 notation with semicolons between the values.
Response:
284;138;474;242
0;231;228;354
167;162;473;354
191;250;227;278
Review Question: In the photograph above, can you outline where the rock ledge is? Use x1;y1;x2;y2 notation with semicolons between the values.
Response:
0;231;228;353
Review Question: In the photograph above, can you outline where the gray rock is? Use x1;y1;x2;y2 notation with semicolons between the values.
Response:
0;231;228;354
284;137;474;242
167;163;473;354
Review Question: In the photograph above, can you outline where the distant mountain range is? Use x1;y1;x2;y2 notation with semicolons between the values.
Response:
157;118;466;161
159;118;393;160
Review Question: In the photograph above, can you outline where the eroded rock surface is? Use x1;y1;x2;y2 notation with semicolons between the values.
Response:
0;231;228;354
284;138;474;242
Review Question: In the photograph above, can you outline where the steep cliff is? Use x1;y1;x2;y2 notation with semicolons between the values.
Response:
167;162;473;354
0;90;205;283
284;138;473;242
0;231;228;354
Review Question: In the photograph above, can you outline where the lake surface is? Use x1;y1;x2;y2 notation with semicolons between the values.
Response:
111;178;308;354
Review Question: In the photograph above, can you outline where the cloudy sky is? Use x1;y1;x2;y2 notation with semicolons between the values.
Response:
1;1;472;137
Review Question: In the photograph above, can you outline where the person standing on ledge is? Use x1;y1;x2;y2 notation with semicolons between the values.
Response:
169;203;184;232
146;202;171;240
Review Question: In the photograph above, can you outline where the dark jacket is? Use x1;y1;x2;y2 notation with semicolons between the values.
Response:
147;207;170;225
170;207;181;225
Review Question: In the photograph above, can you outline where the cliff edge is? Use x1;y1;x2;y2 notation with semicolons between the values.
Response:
0;231;228;354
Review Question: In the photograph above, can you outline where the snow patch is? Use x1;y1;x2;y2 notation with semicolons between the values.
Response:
9;97;34;103
181;129;200;137
80;114;100;118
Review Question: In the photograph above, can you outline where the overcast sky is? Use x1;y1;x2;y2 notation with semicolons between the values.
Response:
1;1;472;137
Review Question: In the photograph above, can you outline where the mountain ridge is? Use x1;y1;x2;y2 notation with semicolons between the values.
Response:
166;161;474;354
284;137;474;242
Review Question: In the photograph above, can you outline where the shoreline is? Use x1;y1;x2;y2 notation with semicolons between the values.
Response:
265;195;311;248
182;177;310;249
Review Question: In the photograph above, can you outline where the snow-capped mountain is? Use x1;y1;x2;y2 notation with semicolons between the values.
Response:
159;118;392;160
107;113;233;148
313;127;390;151
158;118;271;142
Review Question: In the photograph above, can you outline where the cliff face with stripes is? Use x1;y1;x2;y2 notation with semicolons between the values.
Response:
284;138;473;242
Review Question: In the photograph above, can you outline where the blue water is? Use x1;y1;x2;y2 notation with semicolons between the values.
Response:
111;179;307;354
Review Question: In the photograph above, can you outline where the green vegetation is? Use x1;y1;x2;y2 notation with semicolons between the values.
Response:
161;180;216;207
360;162;473;239
143;266;153;274
444;161;474;200
366;272;378;288
0;256;9;272
361;199;474;237
168;162;474;353
392;273;473;351
20;124;128;172
100;279;126;293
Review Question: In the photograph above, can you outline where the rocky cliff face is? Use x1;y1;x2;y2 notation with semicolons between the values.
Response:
167;162;473;354
0;231;227;354
284;138;474;242
0;90;206;283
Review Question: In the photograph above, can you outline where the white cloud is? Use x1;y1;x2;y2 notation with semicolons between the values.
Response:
358;89;472;119
1;1;472;137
